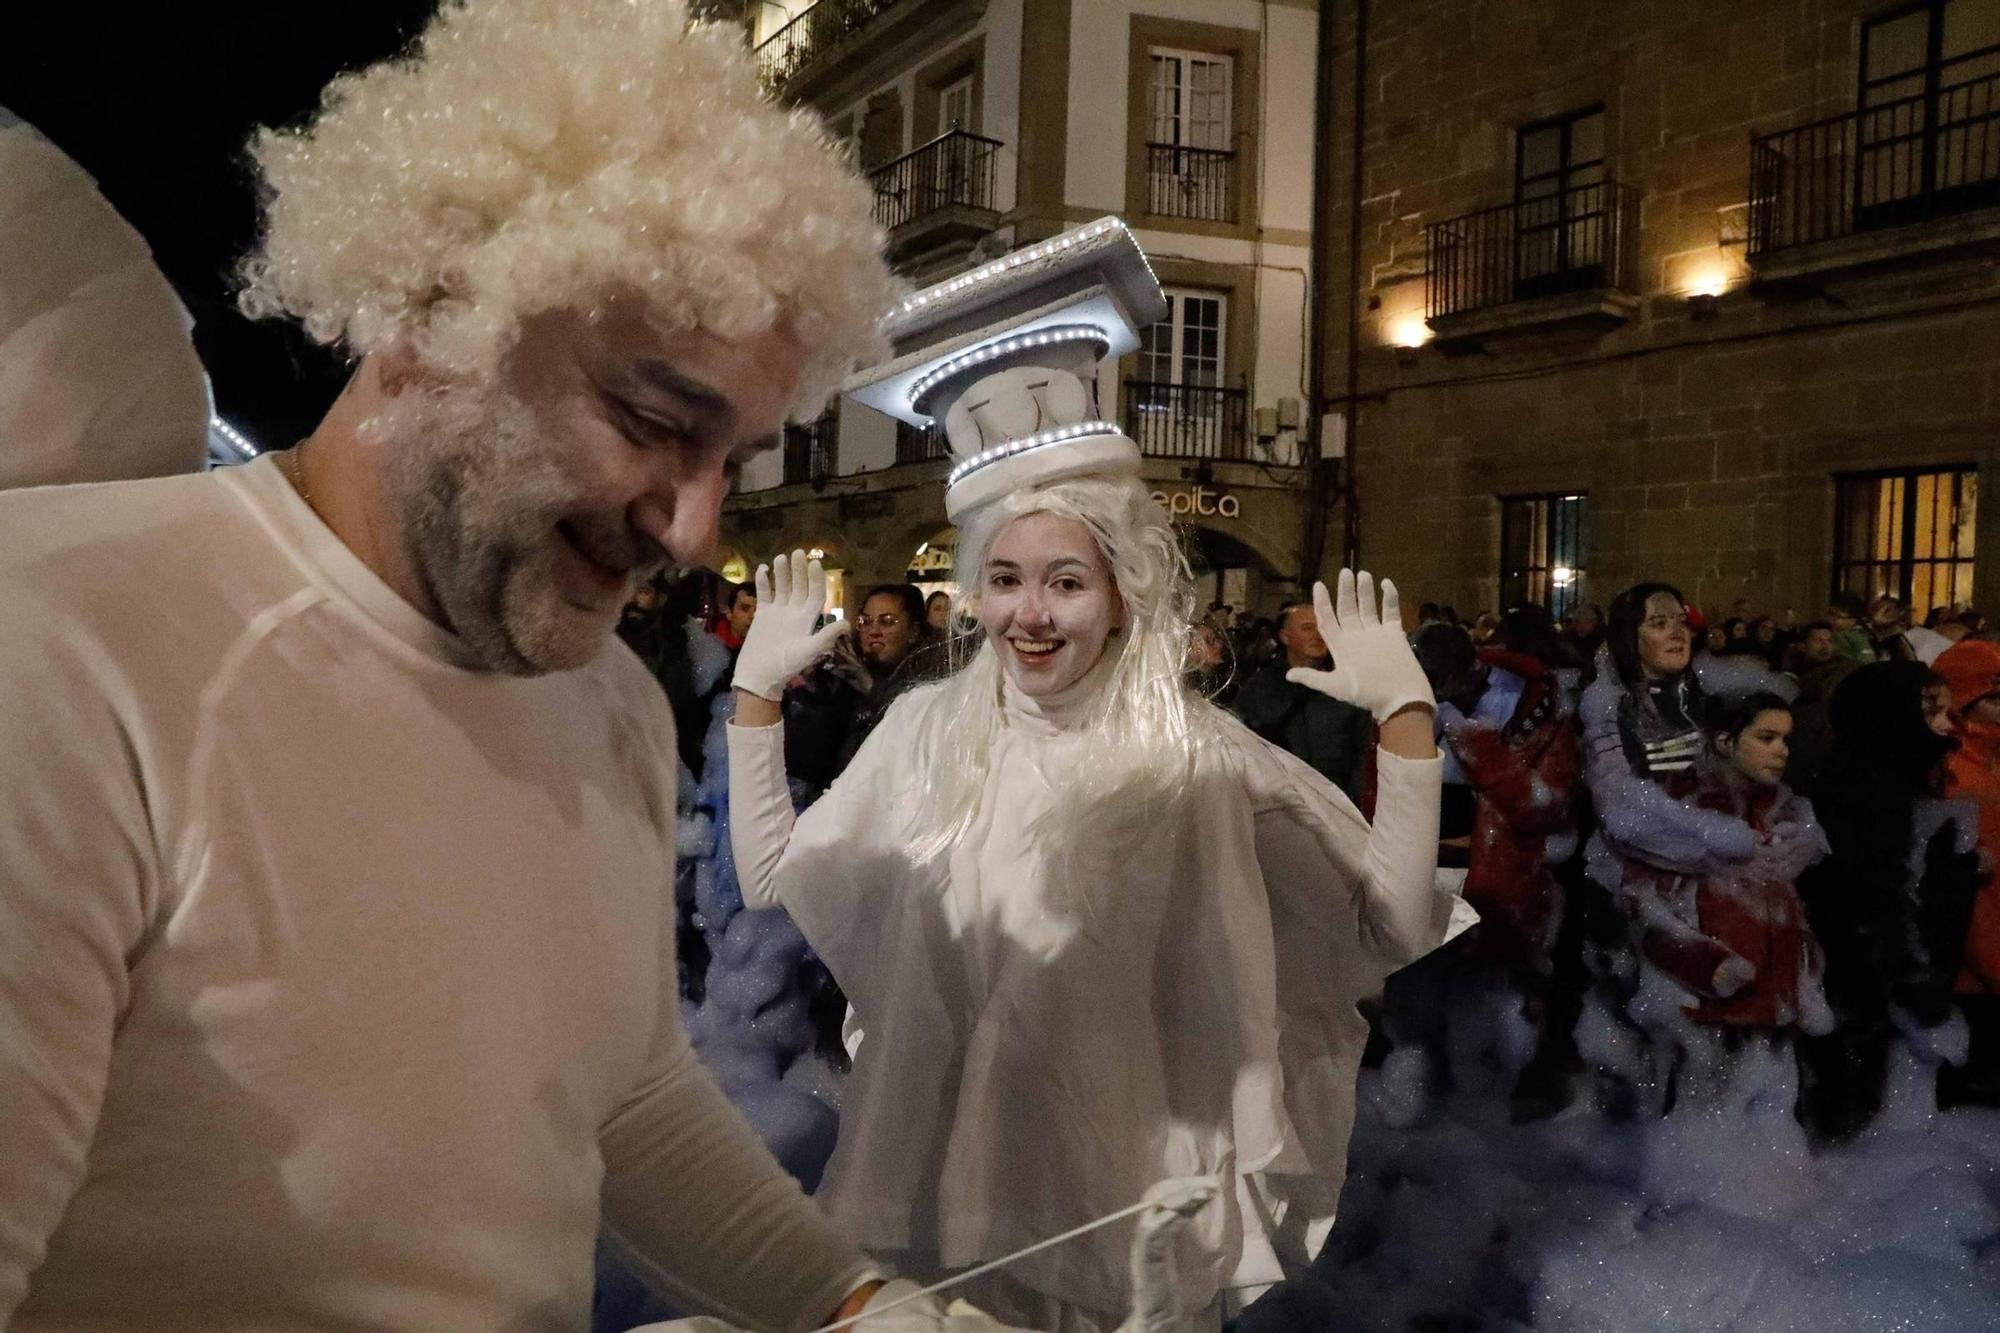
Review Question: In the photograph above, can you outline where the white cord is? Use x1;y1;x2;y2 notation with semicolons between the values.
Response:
806;1195;1165;1332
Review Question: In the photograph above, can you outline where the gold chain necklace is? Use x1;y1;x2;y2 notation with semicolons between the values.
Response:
283;441;315;515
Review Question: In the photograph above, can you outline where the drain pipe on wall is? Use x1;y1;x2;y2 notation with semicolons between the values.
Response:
1301;0;1366;583
1298;0;1339;585
1340;0;1367;571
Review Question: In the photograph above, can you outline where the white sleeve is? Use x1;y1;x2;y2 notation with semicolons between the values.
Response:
598;1005;881;1332
0;624;157;1322
1244;727;1470;972
1353;748;1457;964
726;719;795;911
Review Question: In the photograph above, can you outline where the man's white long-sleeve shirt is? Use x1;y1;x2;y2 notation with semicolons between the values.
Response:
0;456;872;1331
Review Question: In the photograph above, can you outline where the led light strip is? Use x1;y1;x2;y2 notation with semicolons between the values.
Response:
893;217;1161;318
210;416;260;459
945;420;1122;488
906;324;1110;408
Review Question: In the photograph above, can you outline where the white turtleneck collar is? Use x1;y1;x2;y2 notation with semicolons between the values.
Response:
999;635;1125;737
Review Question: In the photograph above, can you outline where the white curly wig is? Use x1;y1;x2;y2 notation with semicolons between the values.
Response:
238;0;902;416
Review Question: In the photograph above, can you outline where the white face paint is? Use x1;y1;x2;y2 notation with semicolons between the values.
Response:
978;511;1123;698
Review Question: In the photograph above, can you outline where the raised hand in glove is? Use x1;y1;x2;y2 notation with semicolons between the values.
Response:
1285;569;1435;722
731;550;850;702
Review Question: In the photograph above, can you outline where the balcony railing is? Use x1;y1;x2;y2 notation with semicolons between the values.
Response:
1121;381;1249;461
1145;143;1237;223
871;131;1002;232
894;420;950;465
782;412;838;487
754;0;895;90
1749;70;2000;258
1425;180;1641;320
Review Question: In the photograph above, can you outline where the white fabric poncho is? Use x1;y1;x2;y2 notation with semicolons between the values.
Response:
728;663;1472;1323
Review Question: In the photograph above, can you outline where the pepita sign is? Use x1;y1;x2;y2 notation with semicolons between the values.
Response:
1151;485;1240;519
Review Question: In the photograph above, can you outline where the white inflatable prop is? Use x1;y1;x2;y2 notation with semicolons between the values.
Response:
0;107;212;489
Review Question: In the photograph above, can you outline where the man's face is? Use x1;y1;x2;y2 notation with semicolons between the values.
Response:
380;307;802;675
1571;608;1599;636
1279;605;1330;669
1869;597;1905;632
1805;627;1836;662
727;589;758;639
857;592;915;669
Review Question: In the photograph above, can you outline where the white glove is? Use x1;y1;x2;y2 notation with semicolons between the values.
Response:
1286;569;1435;722
731;550;850;702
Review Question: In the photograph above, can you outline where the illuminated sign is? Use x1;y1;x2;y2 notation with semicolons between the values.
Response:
1150;485;1240;519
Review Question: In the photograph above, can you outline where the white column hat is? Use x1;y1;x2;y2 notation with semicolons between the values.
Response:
843;218;1168;522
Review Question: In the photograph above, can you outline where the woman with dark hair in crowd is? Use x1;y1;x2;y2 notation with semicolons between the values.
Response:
925;588;953;636
1793;661;1981;1143
1584;584;1793;821
1749;616;1787;670
1619;693;1832;1107
1578;583;1795;1111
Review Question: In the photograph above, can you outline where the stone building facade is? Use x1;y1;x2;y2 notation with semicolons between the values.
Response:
718;0;1322;616
1319;0;2000;620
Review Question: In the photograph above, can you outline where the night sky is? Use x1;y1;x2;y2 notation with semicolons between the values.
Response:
2;3;442;449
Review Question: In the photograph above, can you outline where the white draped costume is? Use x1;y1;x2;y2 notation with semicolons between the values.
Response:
728;654;1473;1326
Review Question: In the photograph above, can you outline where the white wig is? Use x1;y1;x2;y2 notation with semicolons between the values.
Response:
903;475;1218;867
237;0;902;416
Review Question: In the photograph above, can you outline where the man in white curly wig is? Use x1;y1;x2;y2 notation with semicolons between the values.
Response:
0;2;1053;1331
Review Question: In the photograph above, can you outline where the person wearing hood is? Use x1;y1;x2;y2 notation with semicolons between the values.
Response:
1794;661;1982;1143
1929;640;2000;1107
1576;583;1797;1114
1579;584;1798;898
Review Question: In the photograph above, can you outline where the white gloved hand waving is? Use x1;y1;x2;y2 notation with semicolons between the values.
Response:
731;549;850;702
1286;569;1435;722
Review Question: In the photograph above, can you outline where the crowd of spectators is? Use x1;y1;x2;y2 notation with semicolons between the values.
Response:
1191;582;2000;1132
620;571;2000;1147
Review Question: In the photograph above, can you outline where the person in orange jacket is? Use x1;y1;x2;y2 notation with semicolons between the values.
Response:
1930;638;2000;1106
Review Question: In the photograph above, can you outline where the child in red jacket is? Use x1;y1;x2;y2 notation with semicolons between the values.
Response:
1624;694;1833;1037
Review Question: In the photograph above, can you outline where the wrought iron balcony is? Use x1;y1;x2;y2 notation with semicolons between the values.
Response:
754;0;895;91
782;412;838;487
1425;180;1641;322
1120;381;1249;461
871;131;1002;235
894;420;950;465
1144;143;1237;223
1749;70;2000;259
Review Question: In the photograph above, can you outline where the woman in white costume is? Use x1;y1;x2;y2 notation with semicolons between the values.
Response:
725;224;1470;1333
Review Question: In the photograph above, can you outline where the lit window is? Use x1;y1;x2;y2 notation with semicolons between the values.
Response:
1500;493;1588;619
1835;466;1977;616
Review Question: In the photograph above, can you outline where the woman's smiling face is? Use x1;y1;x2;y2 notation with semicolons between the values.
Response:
978;511;1123;697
